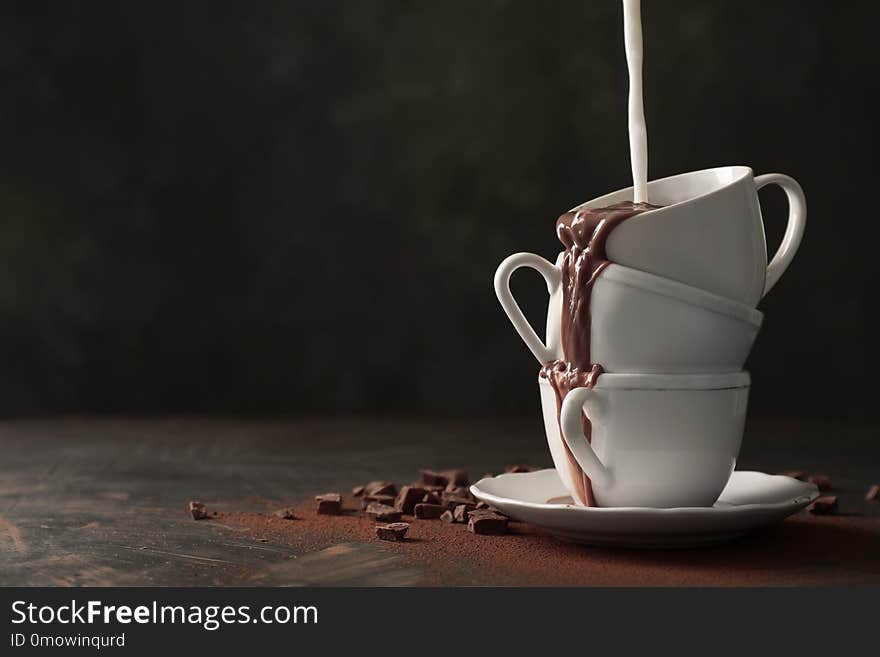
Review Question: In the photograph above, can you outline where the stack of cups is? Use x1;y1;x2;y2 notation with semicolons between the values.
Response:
494;166;806;508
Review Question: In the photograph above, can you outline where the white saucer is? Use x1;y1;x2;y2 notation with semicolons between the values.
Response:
470;469;819;548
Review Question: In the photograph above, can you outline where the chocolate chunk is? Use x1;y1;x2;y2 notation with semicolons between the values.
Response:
469;508;507;519
188;501;209;520
808;474;832;492
315;493;342;515
365;503;403;522
273;507;296;520
440;510;455;523
453;503;475;523
364;481;397;497
443;483;473;496
372;483;398;497
866;484;880;501
779;470;807;481
419;469;450;487
395;485;427;514
362;493;396;509
441;495;471;510
422;492;441;505
414;503;446;519
442;487;474;506
352;485;366;497
376;522;409;541
442;469;469;487
808;496;838;515
505;464;539;473
468;512;508;535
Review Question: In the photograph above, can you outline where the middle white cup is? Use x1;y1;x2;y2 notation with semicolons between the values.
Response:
494;252;763;373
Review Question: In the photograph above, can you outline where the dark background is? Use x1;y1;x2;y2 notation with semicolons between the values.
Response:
0;0;875;418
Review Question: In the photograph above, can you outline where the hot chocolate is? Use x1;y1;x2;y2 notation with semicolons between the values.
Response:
540;201;660;506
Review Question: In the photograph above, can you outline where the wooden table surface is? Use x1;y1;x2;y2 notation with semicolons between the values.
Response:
1;416;878;586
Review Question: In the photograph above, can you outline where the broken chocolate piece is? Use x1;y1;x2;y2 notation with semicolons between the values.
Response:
469;507;507;519
372;483;398;497
362;493;396;509
395;485;427;514
273;507;296;520
453;503;475;523
442;495;473;510
352;485;366;497
442;469;469;486
364;481;397;497
188;501;209;520
315;493;342;515
443;483;473;496
808;496;838;515
505;464;539;473
376;522;409;541
365;503;403;522
808;474;832;492
422;491;441;505
414;503;446;519
468;512;508;535
779;470;807;481
441;487;474;506
420;469;450;487
440;510;455;523
866;484;880;502
472;503;503;516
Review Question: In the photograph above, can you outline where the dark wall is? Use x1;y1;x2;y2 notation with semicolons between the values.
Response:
0;1;876;417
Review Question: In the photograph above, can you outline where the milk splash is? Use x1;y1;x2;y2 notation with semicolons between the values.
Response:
623;0;648;203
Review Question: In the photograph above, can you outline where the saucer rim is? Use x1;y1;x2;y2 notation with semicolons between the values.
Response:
469;469;819;514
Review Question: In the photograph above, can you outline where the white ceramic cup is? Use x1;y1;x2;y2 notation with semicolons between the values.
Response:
540;372;749;508
576;165;806;306
495;254;763;371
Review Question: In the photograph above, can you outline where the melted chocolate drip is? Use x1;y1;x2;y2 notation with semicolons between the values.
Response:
541;200;660;506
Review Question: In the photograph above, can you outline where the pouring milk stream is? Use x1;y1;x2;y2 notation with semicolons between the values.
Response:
624;0;648;204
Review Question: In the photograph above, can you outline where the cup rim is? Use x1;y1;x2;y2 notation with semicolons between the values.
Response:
599;263;764;326
569;165;754;215
539;371;750;390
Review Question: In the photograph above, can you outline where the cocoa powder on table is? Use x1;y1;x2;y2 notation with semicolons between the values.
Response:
213;495;880;587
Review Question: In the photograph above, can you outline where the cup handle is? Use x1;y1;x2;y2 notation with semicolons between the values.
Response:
755;173;807;297
559;387;612;488
493;252;560;364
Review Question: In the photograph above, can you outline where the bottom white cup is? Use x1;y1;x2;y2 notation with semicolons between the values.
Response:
539;371;750;508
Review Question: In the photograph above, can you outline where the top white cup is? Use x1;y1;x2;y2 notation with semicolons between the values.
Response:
571;165;806;306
